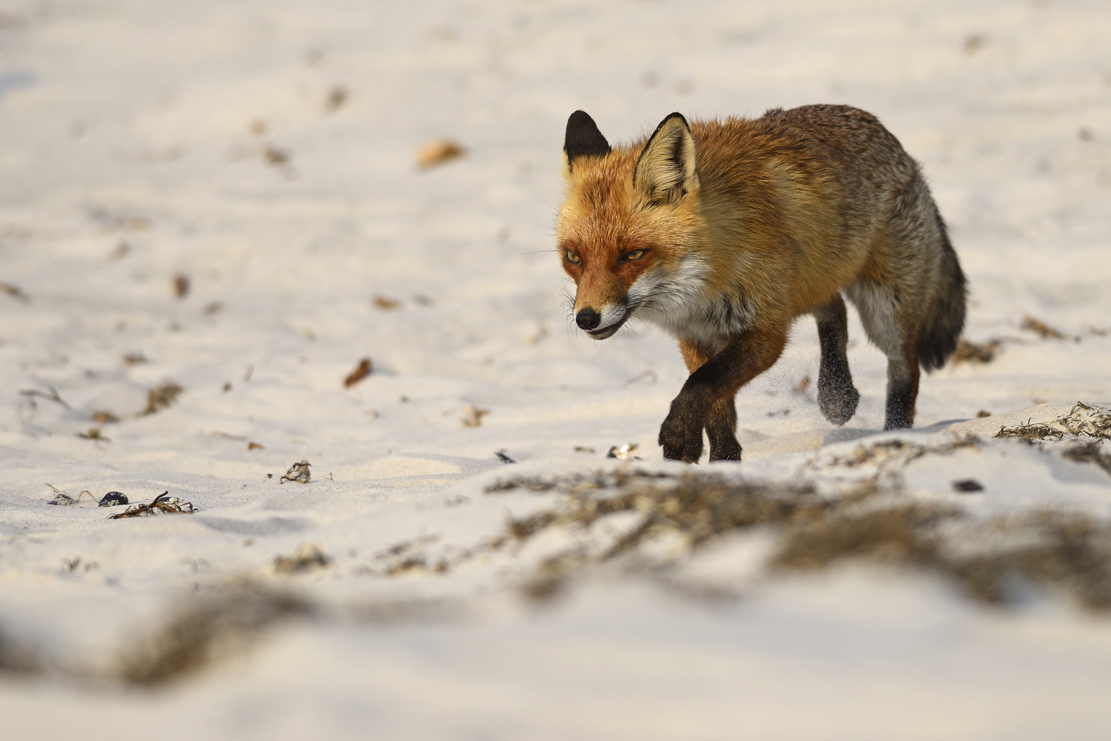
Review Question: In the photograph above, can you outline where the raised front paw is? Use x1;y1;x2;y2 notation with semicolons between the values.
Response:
658;411;704;463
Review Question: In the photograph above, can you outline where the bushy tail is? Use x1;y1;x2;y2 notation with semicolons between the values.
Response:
917;214;967;372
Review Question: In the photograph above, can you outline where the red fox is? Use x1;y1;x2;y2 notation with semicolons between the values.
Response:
557;105;966;463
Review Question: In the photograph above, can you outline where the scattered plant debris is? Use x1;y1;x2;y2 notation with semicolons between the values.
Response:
574;446;595;454
344;357;373;388
994;402;1111;442
92;410;120;424
495;450;516;464
485;468;1111;612
77;427;109;441
46;485;95;506
273;544;332;574
262;145;291;166
117;586;314;686
0;628;40;674
143;382;183;415
952;479;984;493
280;460;312;484
486;470;830;582
417;139;465;169
325;86;348;112
19;385;70;410
607;443;640;460
1021;315;1067;340
109;492;195;519
172;274;189;299
462;404;489;427
976;410;992;418
203;301;223;315
963;33;986;55
775;505;1111;611
951;339;1001;364
823;436;980;471
99;491;128;507
124;352;147;365
372;294;401;310
248;442;264;451
794;376;811;394
0;281;30;303
1062;442;1111;478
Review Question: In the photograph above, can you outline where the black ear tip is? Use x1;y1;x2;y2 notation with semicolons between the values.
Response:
657;112;690;131
568;110;595;127
564;109;611;161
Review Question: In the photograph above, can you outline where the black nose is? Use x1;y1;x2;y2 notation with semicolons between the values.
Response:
576;308;601;331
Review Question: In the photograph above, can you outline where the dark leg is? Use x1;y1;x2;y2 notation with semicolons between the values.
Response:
811;294;860;426
884;344;920;430
661;327;787;463
706;397;742;462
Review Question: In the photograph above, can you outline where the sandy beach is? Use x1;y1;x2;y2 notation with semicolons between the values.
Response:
2;0;1111;738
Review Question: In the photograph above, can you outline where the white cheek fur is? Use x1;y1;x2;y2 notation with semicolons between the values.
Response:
630;256;754;353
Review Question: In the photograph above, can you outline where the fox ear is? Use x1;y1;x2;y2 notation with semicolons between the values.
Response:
634;112;698;204
564;110;611;173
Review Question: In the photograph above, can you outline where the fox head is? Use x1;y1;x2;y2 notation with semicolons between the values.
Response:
556;110;706;340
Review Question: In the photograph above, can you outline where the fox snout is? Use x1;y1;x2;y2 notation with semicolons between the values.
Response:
575;308;601;330
573;298;629;340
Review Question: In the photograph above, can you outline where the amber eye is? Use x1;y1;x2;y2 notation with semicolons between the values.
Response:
565;250;582;265
624;249;647;261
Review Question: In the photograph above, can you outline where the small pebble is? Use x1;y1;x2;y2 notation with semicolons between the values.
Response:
952;479;984;493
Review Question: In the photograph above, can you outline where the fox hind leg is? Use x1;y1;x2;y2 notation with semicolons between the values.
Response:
846;281;920;430
811;294;860;426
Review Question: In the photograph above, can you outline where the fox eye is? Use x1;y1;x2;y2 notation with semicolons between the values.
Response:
565;250;582;265
624;249;647;261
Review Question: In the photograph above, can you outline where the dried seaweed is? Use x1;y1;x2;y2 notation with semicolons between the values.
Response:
325;86;348;112
46;484;95;506
116;587;313;686
109;492;195;519
462;404;489;427
486;470;832;577
994;402;1111;442
0;628;40;675
372;295;401;310
484;467;1111;612
951;339;1001;364
19;385;70;410
143;382;183;415
344;357;372;388
417;139;465;169
774;507;1111;611
823;436;980;471
172;274;189;299
280;460;311;484
1062;442;1111;478
0;281;30;303
273;544;332;574
1021;315;1067;340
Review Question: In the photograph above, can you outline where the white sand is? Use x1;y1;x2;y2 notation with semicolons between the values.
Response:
2;0;1111;738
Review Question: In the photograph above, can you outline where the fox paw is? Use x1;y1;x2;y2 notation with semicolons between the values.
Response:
708;437;742;462
658;416;704;463
818;382;860;427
